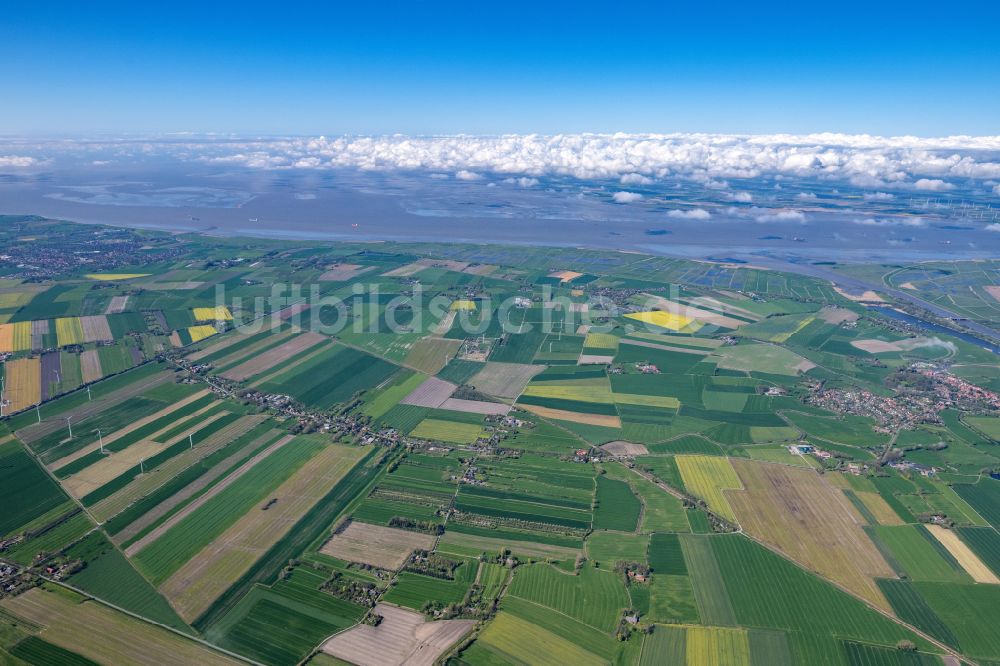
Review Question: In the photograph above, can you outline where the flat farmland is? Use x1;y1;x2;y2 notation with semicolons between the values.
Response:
220;331;327;381
592;475;642;532
403;336;462;374
521;403;622;428
94;417;276;533
133;436;326;584
0;587;241;666
469;361;544;398
0;321;32;352
410;417;485;443
54;317;85;346
321;603;474;666
158;442;366;621
0;438;71;538
675;455;743;522
507;563;629;632
320;520;436;569
924;524;1000;584
400;376;457;407
871;525;970;583
115;430;288;548
470;610;605;666
3;356;41;413
727;459;895;611
686;626;751;666
79;348;102;383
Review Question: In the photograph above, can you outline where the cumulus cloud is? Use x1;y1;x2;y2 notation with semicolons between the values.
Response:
620;173;653;185
612;191;643;203
6;133;1000;189
667;208;711;220
754;209;807;223
729;192;753;202
993;184;1000;195
0;155;40;167
504;176;538;188
863;192;895;200
986;223;1000;232
914;178;954;191
795;192;818;200
853;217;926;227
455;170;482;181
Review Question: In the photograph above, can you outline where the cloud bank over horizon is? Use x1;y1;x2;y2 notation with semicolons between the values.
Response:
3;133;1000;195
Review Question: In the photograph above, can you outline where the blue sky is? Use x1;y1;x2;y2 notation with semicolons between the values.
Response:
3;1;998;136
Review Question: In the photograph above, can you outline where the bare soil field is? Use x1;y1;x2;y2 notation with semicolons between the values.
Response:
833;286;885;303
384;258;470;277
125;429;290;556
438;397;509;415
818;306;860;324
79;349;103;383
1;588;241;666
642;293;744;329
400;376;457;408
210;328;299;369
469;362;543;398
462;263;497;276
160;443;365;621
851;339;903;354
578;354;615;364
105;295;130;314
726;459;895;610
80;315;114;342
319;263;375;281
600;440;649;456
30;320;47;350
250;340;334;387
321;603;474;666
985;286;1000;303
521;404;622;428
220;331;327;381
321;520;436;570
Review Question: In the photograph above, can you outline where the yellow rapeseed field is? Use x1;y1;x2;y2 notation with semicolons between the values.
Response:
55;317;85;347
193;306;233;321
188;325;219;342
449;300;477;311
675;455;743;522
625;310;698;332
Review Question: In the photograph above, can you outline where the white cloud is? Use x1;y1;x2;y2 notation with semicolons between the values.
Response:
0;155;40;167
504;176;538;188
667;208;711;220
986;223;1000;232
863;192;894;200
754;209;807;223
455;170;482;181
853;217;925;227
795;192;818;200
620;173;653;185
993;184;1000;195
6;133;1000;189
914;178;954;191
729;192;753;203
612;191;643;203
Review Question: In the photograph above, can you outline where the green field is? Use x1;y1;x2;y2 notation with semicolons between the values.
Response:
507;563;629;632
592;475;642;532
